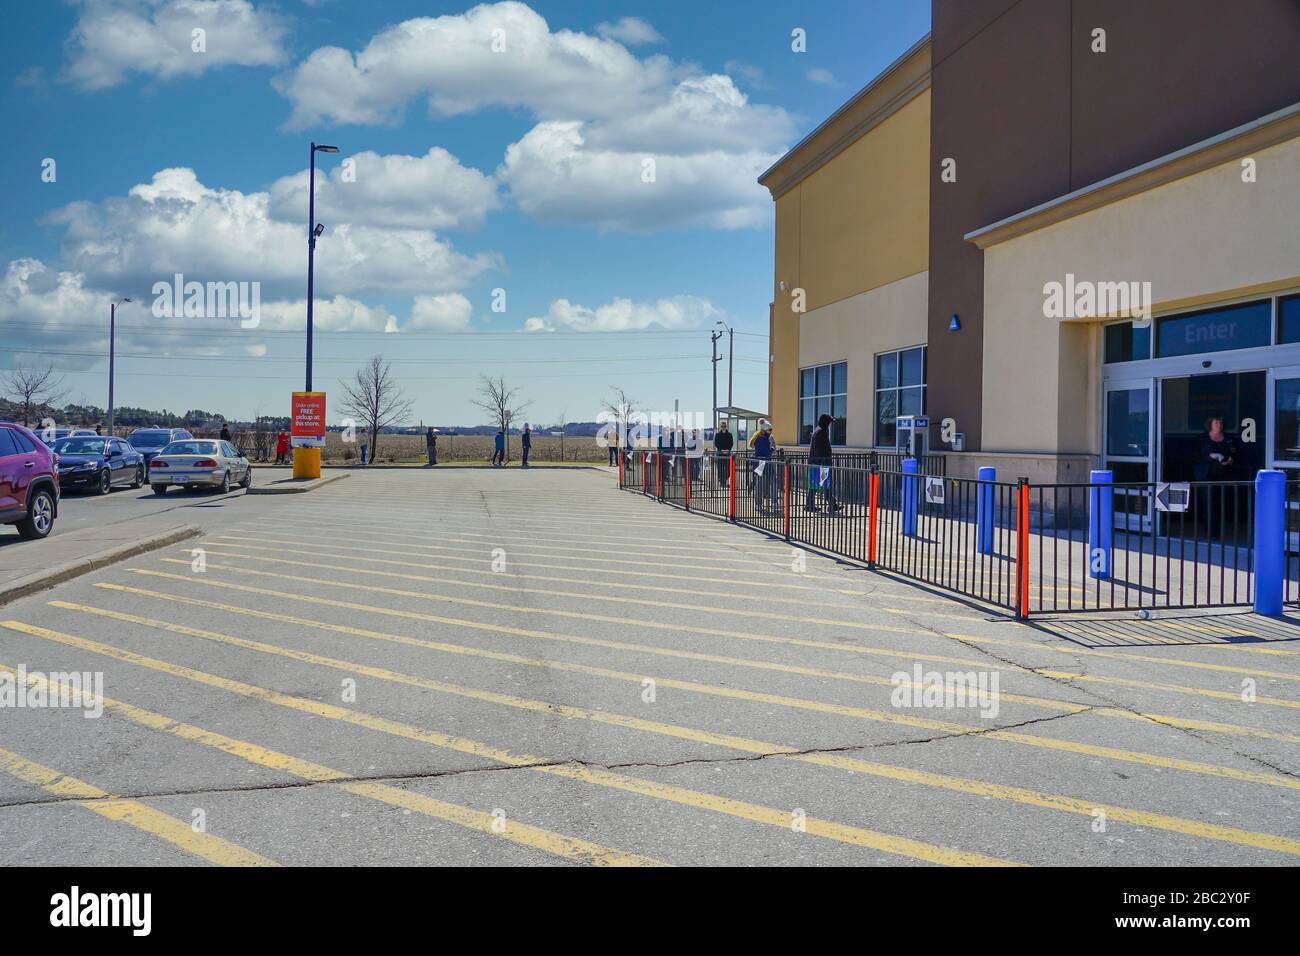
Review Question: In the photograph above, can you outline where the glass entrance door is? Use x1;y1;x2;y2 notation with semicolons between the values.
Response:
1103;382;1153;530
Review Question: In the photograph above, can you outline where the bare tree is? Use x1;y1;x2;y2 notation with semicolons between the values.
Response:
471;375;531;463
600;386;639;452
338;355;414;462
2;364;67;427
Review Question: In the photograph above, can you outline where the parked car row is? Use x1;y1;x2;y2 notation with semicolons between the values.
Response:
1;422;253;541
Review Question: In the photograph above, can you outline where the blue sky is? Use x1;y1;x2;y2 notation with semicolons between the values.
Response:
1;0;929;426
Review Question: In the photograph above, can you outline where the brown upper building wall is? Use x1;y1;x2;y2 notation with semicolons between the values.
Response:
927;0;1300;452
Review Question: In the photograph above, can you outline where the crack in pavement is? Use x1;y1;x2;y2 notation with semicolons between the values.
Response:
0;707;1098;813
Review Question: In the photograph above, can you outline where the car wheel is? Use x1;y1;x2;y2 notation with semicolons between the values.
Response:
240;465;253;489
131;465;144;488
152;484;168;496
218;471;230;494
16;489;55;540
98;469;112;495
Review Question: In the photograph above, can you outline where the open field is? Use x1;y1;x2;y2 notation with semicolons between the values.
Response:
320;433;607;464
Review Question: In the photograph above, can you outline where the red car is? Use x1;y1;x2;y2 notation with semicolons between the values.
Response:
0;422;60;539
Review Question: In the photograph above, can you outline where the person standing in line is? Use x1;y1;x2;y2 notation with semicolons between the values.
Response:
607;424;619;466
425;426;438;467
275;430;289;465
94;423;103;436
521;423;532;468
220;422;232;442
805;413;841;513
687;428;703;482
713;420;733;488
752;420;775;513
492;428;505;467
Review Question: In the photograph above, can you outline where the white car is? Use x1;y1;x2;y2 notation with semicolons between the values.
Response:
148;439;252;494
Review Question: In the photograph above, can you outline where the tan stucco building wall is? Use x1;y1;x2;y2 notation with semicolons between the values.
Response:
768;84;932;445
980;132;1300;460
798;271;929;447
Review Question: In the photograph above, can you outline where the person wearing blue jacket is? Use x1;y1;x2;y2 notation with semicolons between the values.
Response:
492;429;505;467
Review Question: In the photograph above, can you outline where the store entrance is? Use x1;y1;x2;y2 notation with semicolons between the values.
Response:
1158;371;1265;482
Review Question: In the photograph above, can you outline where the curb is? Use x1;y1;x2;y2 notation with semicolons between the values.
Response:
246;472;350;494
0;525;201;607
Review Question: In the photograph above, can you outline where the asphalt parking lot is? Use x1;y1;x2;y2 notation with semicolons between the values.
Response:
1;467;1298;866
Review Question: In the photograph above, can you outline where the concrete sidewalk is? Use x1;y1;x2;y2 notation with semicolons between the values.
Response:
0;520;200;606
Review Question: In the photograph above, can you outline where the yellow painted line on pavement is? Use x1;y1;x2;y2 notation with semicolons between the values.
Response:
5;623;1293;860
82;584;1300;747
211;537;881;611
219;529;897;600
125;567;1300;712
0;623;1014;867
0;664;655;867
0;742;276;867
160;554;1300;685
53;600;1300;794
238;519;958;607
205;539;1299;652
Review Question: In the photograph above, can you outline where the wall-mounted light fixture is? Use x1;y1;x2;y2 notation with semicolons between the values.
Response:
949;313;961;331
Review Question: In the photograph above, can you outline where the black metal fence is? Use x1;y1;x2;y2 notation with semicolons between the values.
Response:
619;451;1274;617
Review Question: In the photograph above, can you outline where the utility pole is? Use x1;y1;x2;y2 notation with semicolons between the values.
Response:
710;327;724;429
727;326;734;408
107;297;131;436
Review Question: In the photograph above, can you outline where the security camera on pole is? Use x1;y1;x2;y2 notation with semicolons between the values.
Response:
292;141;338;479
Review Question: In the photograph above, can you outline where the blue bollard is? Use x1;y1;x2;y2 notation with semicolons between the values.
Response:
1254;469;1285;616
902;458;918;536
1088;469;1113;579
976;466;996;555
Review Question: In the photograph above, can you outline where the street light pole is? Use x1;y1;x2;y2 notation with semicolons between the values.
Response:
107;297;131;436
305;142;339;392
710;328;722;429
727;325;734;409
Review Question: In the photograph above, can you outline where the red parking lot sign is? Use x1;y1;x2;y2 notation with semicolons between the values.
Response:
291;391;326;448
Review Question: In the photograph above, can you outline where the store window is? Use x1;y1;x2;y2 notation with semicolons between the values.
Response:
1275;376;1300;463
798;362;847;444
1103;321;1151;363
875;346;926;447
1155;300;1271;358
1276;293;1300;345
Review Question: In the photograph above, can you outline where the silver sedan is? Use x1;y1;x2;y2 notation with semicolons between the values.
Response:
148;439;252;494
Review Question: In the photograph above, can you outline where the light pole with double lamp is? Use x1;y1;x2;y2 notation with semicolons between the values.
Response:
295;141;338;478
107;297;131;436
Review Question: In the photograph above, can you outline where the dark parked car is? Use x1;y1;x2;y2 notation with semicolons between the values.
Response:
127;427;193;465
37;427;98;447
50;436;145;495
0;422;60;539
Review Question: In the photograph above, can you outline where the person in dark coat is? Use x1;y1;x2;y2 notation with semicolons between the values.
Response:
805;413;841;513
713;420;734;488
492;429;505;467
219;423;232;442
425;427;438;466
521;423;532;468
1194;415;1237;536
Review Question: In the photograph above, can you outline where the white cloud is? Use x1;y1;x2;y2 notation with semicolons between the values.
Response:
523;295;722;333
45;167;498;300
64;0;288;90
268;148;500;231
409;293;473;330
275;2;793;231
256;295;399;333
806;67;840;87
595;16;664;46
276;1;674;129
499;121;776;231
